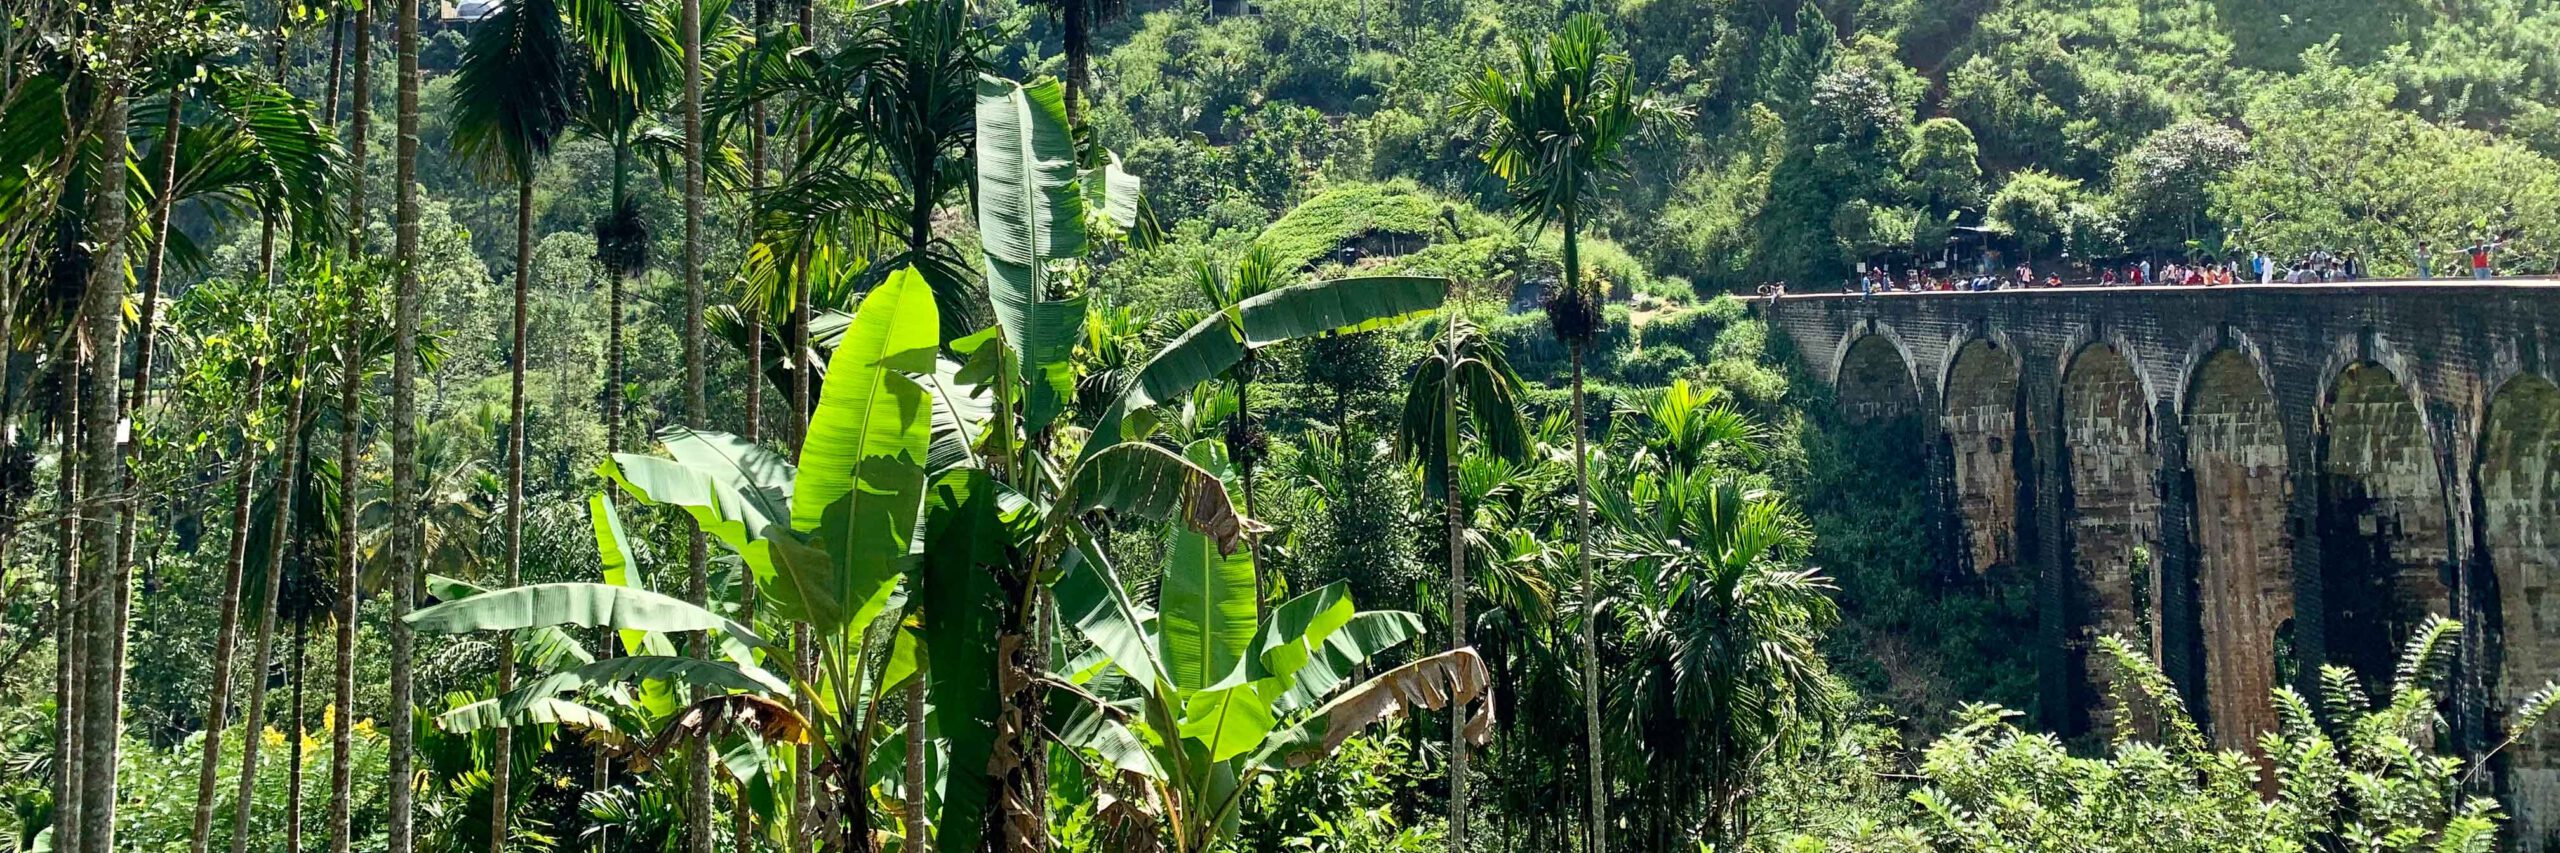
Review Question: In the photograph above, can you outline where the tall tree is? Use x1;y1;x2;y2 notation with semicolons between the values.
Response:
387;0;425;844
450;0;580;843
1597;467;1833;848
1460;17;1683;850
1396;313;1529;853
680;0;715;846
231;300;319;853
328;0;372;847
1035;0;1120;123
72;15;135;853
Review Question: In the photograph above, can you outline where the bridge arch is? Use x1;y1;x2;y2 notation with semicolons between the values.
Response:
1943;337;2025;574
2060;341;2162;734
1834;327;1924;423
2183;346;2295;750
2313;360;2452;691
2483;372;2560;843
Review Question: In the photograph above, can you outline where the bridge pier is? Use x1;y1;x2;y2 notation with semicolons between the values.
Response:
1761;282;2560;846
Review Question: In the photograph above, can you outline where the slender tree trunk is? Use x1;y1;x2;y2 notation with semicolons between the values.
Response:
1061;0;1087;125
185;360;269;853
113;77;184;613
681;0;715;847
596;140;627;853
233;332;313;853
387;0;424;845
287;619;310;853
329;5;374;845
606;135;627;460
322;7;346;125
490;170;533;853
74;73;134;853
1441;305;1467;853
743;0;766;447
1567;220;1603;853
1573;345;1603;853
789;6;818;846
904;674;927;853
344;1;373;257
50;354;82;853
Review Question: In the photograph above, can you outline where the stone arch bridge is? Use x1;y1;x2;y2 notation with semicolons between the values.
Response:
1762;282;2560;843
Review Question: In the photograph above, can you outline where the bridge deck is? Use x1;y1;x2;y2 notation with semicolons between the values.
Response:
1770;278;2560;301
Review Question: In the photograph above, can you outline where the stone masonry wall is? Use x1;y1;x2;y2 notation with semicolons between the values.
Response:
1946;340;2024;574
2187;349;2295;749
1760;282;2560;845
2063;344;2160;737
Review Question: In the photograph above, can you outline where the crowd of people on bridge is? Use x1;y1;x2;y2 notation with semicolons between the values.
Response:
1819;232;2514;297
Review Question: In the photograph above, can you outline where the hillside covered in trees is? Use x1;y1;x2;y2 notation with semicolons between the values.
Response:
5;0;2560;851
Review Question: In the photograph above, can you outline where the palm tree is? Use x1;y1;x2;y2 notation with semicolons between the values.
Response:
329;5;371;848
755;0;988;337
450;0;580;843
387;0;426;843
679;0;715;844
565;0;677;460
1597;466;1832;848
1397;311;1529;852
1458;17;1684;850
1032;0;1122;123
1184;245;1437;596
229;287;327;853
146;63;344;853
71;30;137;853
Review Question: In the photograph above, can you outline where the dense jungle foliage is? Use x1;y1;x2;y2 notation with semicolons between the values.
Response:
6;0;2560;851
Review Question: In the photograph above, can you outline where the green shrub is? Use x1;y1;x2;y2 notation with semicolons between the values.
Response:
1256;179;1452;270
1615;345;1697;386
1486;304;1630;384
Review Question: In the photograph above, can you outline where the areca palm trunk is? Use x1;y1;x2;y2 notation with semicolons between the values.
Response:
595;139;626;853
1061;0;1087;123
1567;215;1603;853
232;338;315;853
744;0;767;447
789;8;818;845
287;618;312;852
333;10;371;851
74;72;135;853
680;0;715;847
322;8;346;124
490;169;533;853
1442;305;1468;853
386;0;424;846
115;80;186;609
186;360;269;853
51;354;82;853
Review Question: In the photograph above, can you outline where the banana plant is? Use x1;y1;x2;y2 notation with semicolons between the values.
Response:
408;264;1250;851
1046;472;1496;853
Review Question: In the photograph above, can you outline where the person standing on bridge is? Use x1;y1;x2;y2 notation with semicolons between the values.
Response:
2415;241;2432;279
2465;235;2504;279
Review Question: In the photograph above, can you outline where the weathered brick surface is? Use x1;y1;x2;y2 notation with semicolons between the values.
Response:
2486;375;2560;848
2187;349;2295;750
2318;363;2452;690
1760;282;2560;841
2062;344;2160;736
1839;333;1922;422
1947;340;2024;574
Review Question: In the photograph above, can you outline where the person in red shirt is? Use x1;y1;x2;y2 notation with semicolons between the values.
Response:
2466;235;2504;279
